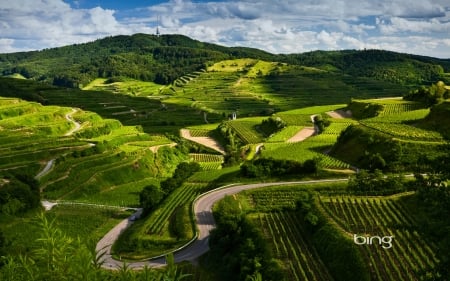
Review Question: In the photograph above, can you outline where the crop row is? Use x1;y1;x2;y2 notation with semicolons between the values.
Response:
360;122;444;142
274;114;312;126
266;126;303;142
42;151;135;198
198;162;222;170
256;212;332;280
363;109;430;123
318;196;438;280
379;102;425;116
262;140;350;169
144;183;207;235
189;153;224;162
188;129;211;137
224;120;264;144
322;122;355;135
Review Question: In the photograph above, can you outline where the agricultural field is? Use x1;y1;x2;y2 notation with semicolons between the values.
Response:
260;118;355;169
353;99;446;143
318;195;438;281
82;78;165;97
235;184;440;281
113;182;208;259
0;53;448;281
189;153;224;171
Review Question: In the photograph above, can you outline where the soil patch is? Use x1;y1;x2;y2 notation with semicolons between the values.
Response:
180;129;225;154
287;127;315;143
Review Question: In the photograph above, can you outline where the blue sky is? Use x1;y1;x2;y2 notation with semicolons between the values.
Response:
1;0;449;58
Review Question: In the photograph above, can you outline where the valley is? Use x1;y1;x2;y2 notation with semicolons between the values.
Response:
0;34;449;281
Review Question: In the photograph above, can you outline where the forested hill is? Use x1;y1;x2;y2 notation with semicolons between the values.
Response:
0;34;276;87
0;33;449;88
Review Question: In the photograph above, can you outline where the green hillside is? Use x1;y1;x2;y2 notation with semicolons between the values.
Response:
1;34;449;89
0;34;449;281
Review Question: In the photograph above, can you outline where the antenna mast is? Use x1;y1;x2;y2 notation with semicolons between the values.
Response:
156;15;161;37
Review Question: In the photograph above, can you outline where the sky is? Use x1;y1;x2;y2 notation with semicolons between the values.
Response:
0;0;449;58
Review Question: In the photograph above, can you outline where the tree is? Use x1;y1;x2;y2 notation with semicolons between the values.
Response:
139;185;164;215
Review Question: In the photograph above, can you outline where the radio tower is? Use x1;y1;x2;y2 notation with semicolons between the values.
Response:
156;15;161;37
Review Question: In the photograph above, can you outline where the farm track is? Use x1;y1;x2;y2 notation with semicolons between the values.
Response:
35;159;55;179
287;127;315;143
180;129;226;155
64;108;82;136
96;178;349;270
149;143;177;153
286;114;319;143
326;109;352;119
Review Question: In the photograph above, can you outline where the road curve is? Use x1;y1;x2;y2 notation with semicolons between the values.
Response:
96;178;349;270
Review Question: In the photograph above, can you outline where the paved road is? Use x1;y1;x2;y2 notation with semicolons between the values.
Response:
96;178;349;270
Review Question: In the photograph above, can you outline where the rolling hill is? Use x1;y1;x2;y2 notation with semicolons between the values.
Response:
1;33;449;281
1;33;449;89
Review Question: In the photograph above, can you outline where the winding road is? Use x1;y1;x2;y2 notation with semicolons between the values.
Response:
96;178;349;270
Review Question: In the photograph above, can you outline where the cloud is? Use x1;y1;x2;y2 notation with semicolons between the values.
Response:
0;0;449;58
0;0;129;51
379;17;450;34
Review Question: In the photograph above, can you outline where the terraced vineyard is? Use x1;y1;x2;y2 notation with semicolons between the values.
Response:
189;153;224;170
318;196;438;281
237;184;441;281
0;98;89;172
115;182;208;258
254;212;333;281
223;119;265;144
262;127;353;169
360;122;444;142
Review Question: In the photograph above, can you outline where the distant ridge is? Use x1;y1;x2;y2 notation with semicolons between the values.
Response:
0;33;449;88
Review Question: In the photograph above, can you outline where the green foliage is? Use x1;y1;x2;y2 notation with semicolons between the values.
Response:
168;204;192;240
419;101;450;139
348;170;406;195
0;174;40;215
240;158;317;178
312;224;369;281
313;114;330;133
140;185;164;215
347;100;384;119
259;117;286;137
409;152;450;280
0;34;276;87
160;162;200;194
404;81;449;106
286;49;448;84
332;125;407;171
208;196;285;281
0;214;190;281
294;192;370;281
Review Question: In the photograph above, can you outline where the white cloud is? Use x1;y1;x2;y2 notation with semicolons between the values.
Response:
0;0;449;58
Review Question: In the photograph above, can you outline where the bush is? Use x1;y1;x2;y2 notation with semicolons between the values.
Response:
139;185;164;215
240;158;317;178
295;191;369;281
259;117;286;136
348;169;406;195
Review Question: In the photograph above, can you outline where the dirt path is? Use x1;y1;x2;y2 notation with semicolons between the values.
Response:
180;129;225;155
35;159;55;180
64;108;82;136
326;109;352;119
287;127;316;143
149;143;177;153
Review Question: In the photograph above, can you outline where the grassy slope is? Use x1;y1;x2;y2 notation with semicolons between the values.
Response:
330;99;448;171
